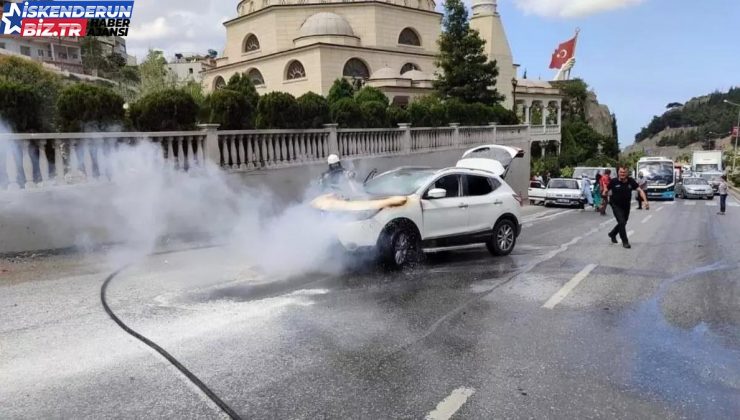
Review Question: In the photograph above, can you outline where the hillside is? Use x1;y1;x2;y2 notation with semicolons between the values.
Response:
624;128;734;162
633;87;740;148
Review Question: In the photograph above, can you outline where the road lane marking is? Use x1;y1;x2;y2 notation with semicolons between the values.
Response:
426;387;476;420
521;209;575;224
664;201;676;205
656;206;665;212
641;215;653;224
684;201;696;206
705;201;718;206
542;264;598;309
729;202;740;207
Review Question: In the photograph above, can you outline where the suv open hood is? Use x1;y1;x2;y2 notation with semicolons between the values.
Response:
456;145;525;178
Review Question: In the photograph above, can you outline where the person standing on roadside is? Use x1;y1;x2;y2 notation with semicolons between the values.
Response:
581;173;594;208
718;175;729;215
636;172;648;210
607;167;649;249
599;169;612;215
593;171;603;209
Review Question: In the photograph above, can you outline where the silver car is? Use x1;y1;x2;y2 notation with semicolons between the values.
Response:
676;177;714;200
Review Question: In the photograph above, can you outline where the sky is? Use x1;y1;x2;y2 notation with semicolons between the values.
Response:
125;0;740;147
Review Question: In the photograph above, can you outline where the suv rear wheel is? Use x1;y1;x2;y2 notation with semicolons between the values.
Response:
487;219;517;256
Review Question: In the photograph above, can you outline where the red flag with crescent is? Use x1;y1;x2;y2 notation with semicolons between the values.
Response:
549;36;577;69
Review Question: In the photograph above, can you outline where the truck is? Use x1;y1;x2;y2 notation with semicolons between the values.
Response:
692;151;723;173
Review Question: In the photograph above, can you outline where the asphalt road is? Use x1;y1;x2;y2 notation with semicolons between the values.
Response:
2;195;740;419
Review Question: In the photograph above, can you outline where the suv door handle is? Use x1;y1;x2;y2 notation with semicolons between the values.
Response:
493;200;503;205
458;203;469;209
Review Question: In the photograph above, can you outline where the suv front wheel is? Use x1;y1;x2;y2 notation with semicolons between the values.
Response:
378;222;421;269
487;219;517;257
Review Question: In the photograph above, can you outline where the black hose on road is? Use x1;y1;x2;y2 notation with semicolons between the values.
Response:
101;269;243;420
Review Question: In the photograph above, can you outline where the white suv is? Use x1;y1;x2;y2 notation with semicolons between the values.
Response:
311;145;524;268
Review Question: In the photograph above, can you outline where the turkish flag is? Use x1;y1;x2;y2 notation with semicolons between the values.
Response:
549;37;577;69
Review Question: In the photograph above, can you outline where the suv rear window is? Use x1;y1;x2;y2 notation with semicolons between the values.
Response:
464;175;497;196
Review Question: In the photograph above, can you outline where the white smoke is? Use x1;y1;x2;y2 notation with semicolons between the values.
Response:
511;0;644;18
0;125;353;278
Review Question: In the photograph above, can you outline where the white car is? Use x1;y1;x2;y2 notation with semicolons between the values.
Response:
528;180;546;205
544;178;586;208
311;145;524;268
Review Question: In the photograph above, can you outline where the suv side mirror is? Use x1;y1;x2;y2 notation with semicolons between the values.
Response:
427;188;447;199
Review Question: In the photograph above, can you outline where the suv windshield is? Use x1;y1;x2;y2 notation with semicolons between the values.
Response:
548;179;579;189
364;168;437;196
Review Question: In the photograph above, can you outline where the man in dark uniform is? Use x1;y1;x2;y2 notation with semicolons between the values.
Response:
607;166;649;249
320;154;357;195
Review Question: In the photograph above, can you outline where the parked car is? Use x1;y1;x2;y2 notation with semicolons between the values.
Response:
676;177;714;200
310;146;524;269
544;178;585;208
528;180;546;205
697;172;723;195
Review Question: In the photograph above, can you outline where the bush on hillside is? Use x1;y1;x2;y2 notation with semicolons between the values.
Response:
297;92;330;128
0;80;44;133
56;84;125;132
354;86;389;107
359;101;388;128
256;92;299;129
327;78;355;104
0;56;61;131
128;89;199;131
206;88;254;130
330;98;363;128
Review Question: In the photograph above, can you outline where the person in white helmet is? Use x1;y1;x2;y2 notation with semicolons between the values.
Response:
320;154;356;194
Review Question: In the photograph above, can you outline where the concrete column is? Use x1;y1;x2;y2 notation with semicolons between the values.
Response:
540;102;546;127
489;122;498;144
323;123;339;155
524;101;532;124
198;124;221;166
398;123;412;154
449;123;460;147
557;101;562;127
541;141;546;158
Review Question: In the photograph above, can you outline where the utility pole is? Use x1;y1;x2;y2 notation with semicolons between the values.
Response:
724;100;740;173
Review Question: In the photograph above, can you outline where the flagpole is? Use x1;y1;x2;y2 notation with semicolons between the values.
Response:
568;28;581;80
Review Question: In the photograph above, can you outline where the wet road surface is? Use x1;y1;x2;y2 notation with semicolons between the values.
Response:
2;197;740;419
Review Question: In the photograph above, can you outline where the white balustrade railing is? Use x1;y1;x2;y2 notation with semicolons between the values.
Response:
0;131;206;191
2;123;556;192
338;128;403;157
217;129;329;169
411;127;456;151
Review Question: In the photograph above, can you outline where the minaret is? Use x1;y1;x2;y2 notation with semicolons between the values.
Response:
470;0;516;109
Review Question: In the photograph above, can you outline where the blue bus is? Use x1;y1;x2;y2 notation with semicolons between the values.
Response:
636;157;676;200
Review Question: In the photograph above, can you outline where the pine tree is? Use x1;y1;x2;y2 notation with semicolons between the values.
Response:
434;0;503;105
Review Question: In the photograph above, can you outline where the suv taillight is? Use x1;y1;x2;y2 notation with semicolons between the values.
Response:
513;193;523;206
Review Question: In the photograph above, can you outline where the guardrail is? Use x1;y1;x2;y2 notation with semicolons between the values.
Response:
1;122;558;191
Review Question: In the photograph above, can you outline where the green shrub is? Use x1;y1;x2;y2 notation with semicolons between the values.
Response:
354;86;389;107
256;92;299;129
128;89;199;131
387;105;410;127
297;92;330;128
330;98;363;128
409;96;448;127
359;101;388;128
206;89;254;130
226;73;259;110
327;78;355;104
56;84;125;132
490;104;519;125
0;56;61;131
0;80;44;132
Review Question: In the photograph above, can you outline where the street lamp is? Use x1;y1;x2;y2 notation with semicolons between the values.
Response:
511;77;518;113
723;99;740;173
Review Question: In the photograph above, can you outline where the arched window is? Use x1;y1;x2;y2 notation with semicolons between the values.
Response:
398;28;421;46
285;60;306;80
342;58;370;79
213;76;226;89
401;63;420;74
243;34;260;52
247;68;264;86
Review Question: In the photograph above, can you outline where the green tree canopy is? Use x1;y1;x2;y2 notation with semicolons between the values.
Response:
206;89;254;130
56;84;125;132
0;80;44;133
327;78;355;104
297;92;330;128
433;0;503;105
226;73;260;110
330;98;363;128
128;89;199;131
256;92;299;129
354;86;389;107
138;50;175;97
0;56;61;131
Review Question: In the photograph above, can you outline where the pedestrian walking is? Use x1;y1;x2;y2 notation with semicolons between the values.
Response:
717;175;729;215
636;172;648;210
593;171;603;209
581;173;594;208
607;167;649;249
599;169;612;215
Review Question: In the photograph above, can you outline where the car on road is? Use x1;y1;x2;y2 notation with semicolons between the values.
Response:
528;180;546;205
544;178;585;208
310;146;524;269
676;177;715;200
697;172;724;195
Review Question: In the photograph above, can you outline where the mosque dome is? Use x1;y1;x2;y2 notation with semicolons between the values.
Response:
402;69;432;81
370;67;400;79
299;13;355;38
